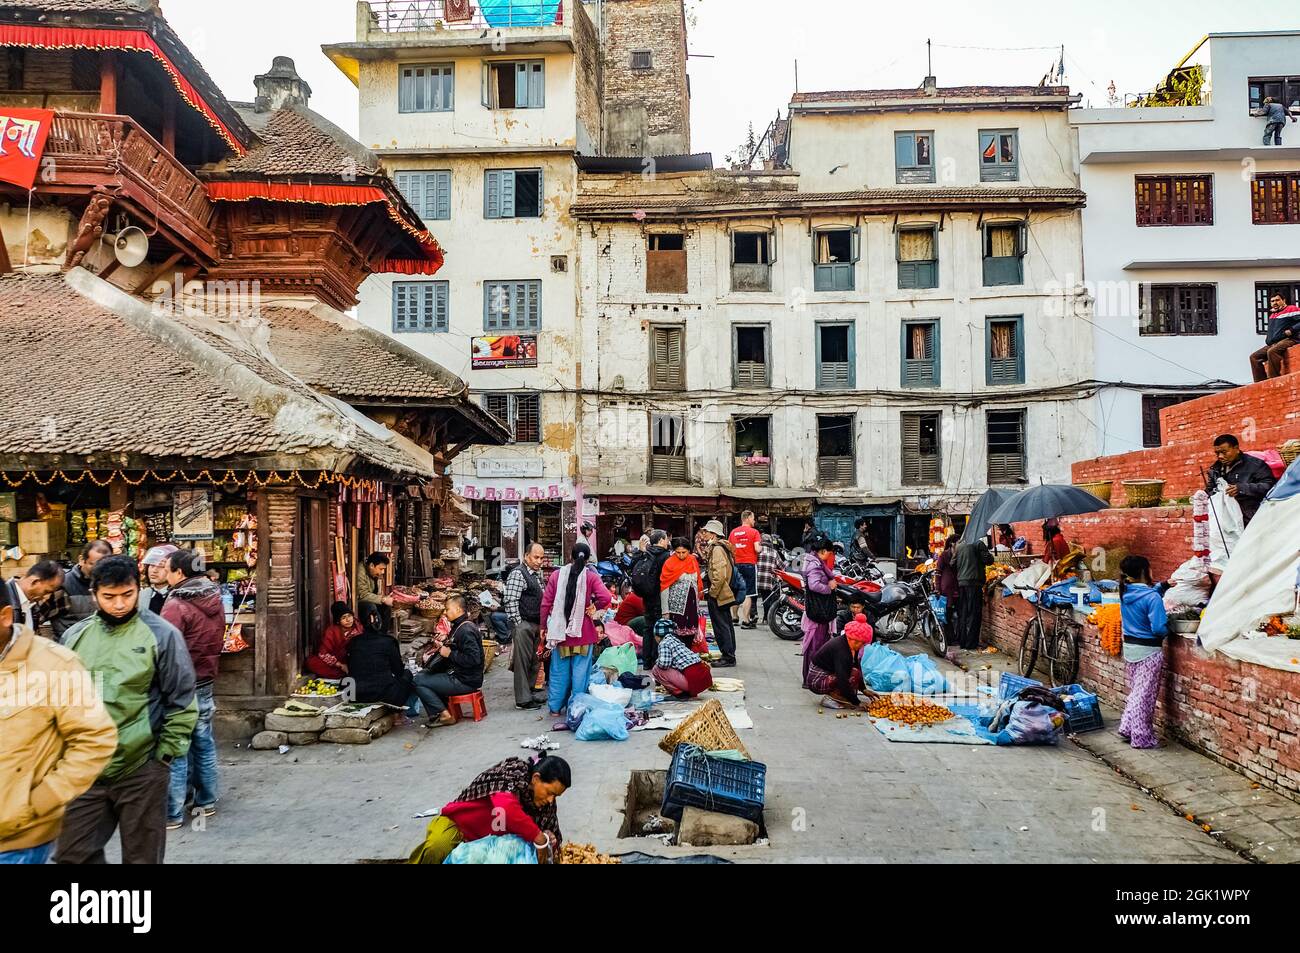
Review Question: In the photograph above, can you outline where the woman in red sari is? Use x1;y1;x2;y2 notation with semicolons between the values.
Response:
305;601;362;679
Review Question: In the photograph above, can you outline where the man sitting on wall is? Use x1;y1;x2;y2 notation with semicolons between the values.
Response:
1206;434;1277;527
1251;291;1300;382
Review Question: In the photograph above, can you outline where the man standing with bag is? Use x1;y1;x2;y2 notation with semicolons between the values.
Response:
954;534;994;651
701;520;740;669
505;542;548;710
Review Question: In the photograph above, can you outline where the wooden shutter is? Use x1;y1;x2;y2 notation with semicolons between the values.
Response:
524;281;540;329
500;171;516;217
393;283;411;332
1134;177;1153;225
529;61;545;107
434;171;451;220
987;411;1026;483
434;282;449;332
817;455;855;487
485;394;511;434
484;282;505;330
513;395;540;443
903;323;937;387
485;171;501;218
396;172;422;216
651;326;684;389
987;319;1023;385
901;413;941;484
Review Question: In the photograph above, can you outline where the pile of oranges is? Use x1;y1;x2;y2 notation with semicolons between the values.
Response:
867;694;954;725
1088;603;1123;657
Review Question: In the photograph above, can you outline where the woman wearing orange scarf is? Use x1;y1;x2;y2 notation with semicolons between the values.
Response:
659;537;704;640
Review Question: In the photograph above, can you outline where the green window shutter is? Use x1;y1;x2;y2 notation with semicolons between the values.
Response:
434;282;449;332
526;280;540;330
433;171;451;220
500;171;516;217
393;283;408;332
485;171;499;218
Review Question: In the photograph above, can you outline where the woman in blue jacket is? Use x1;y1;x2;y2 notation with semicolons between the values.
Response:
1117;555;1168;749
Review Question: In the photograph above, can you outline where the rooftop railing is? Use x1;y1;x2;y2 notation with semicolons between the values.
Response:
368;0;562;33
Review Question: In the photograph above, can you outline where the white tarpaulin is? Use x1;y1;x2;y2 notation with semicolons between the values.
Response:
1197;460;1300;661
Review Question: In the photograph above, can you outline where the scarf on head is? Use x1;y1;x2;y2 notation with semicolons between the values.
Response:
660;553;700;592
451;757;562;844
545;564;588;647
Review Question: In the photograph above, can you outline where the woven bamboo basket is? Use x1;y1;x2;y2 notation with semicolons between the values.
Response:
1073;480;1113;503
481;639;499;674
658;699;750;759
1122;479;1165;508
1280;440;1300;466
417;605;444;621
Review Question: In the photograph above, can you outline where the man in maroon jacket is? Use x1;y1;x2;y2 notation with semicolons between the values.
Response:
160;549;225;829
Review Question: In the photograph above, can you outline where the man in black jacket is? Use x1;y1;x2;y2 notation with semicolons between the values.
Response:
631;530;672;669
347;612;416;709
1206;433;1277;526
49;540;112;641
505;542;548;709
954;536;994;651
413;594;484;728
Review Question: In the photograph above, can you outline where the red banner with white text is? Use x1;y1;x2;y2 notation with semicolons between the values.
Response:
0;108;53;190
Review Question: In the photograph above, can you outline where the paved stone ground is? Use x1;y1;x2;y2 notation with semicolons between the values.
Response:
154;625;1245;864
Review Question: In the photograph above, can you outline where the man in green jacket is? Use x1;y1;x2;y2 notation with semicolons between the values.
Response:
56;555;197;864
954;536;994;651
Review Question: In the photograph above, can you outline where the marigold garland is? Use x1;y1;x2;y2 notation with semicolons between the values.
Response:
1088;603;1123;657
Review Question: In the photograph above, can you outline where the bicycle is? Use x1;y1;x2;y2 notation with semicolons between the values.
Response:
1016;593;1081;687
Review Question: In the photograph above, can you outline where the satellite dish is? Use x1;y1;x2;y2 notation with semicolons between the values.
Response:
110;226;149;268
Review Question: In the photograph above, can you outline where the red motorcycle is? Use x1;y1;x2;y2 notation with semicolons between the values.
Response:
764;567;882;642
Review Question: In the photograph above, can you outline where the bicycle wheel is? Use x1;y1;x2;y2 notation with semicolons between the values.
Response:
1018;616;1042;677
1049;608;1081;686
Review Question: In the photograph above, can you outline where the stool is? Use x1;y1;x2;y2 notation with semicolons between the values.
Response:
447;692;488;723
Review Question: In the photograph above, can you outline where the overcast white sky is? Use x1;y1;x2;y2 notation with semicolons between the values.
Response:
164;0;1295;161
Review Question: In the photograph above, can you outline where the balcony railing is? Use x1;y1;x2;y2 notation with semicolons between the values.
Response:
44;112;215;256
369;0;562;33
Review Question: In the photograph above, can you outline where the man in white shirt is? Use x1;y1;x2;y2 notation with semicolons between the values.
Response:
7;560;65;635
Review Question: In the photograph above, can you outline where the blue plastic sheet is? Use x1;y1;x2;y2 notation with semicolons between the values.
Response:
444;834;538;865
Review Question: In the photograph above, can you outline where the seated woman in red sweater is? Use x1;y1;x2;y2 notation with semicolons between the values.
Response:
305;601;361;679
650;617;713;699
408;756;571;864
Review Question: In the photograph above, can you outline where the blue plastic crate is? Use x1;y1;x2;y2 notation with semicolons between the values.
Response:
1055;683;1104;733
998;671;1043;701
661;744;767;823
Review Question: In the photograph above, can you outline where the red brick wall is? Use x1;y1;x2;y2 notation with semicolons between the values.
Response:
1072;372;1300;505
1005;507;1191;582
984;595;1300;800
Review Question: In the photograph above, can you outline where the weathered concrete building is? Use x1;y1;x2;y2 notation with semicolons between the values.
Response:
325;0;691;563
573;83;1097;555
1072;30;1300;454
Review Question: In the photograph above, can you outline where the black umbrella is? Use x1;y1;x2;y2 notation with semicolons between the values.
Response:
960;488;1021;543
987;483;1110;526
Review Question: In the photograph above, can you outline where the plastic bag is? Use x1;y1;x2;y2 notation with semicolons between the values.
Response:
596;643;638;676
603;619;643;650
860;642;910;693
630;688;656;711
575;704;630;741
589;683;633;707
1206;486;1244;573
902;654;949;695
1164;557;1212;610
990;699;1065;746
565;693;605;732
929;593;948;625
444;834;538;865
1246;448;1287;479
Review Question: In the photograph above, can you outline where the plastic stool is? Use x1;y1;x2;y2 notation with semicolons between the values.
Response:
447;692;488;723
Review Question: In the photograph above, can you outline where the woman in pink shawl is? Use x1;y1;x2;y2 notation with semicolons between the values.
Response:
800;534;840;689
539;542;613;717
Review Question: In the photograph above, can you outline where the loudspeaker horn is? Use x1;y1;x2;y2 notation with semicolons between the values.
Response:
110;226;149;268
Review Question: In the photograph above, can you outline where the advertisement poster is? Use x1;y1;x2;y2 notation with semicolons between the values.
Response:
172;488;214;541
472;335;538;369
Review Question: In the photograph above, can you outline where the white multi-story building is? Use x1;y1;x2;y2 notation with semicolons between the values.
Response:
574;82;1096;555
325;0;690;561
1073;30;1300;454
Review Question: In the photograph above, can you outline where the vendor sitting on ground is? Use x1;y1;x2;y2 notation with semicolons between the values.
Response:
649;617;713;699
806;614;879;711
408;756;570;864
613;582;647;639
346;605;419;714
305;601;362;679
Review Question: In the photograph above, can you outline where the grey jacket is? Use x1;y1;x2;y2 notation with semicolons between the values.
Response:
50;565;95;641
954;540;993;587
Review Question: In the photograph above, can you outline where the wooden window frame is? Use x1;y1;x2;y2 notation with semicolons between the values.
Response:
985;315;1025;386
812;225;859;292
986;409;1027;484
816;414;856;488
1248;76;1300;116
981;220;1026;286
732;324;771;388
646;231;687;294
649;413;688;483
1138;283;1218;336
1134;174;1214;226
894;130;935;184
815;321;856;390
481;59;545;109
978;128;1019;182
1255;281;1300;335
484;392;541;444
730;229;776;293
901;319;940;388
399;62;454;113
395;169;452;222
896;224;939;290
733;415;773;487
1251;172;1300;224
484;168;543;219
392;281;449;333
483;280;542;332
901;411;942;486
649;324;686;390
1141;393;1203;449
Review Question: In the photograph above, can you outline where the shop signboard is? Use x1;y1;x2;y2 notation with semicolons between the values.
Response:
0;109;54;190
476;458;544;478
454;479;575;503
471;335;538;369
172;489;214;541
375;531;394;553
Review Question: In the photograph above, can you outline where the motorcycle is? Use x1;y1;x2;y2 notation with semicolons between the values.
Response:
596;547;635;591
764;565;883;642
856;570;946;655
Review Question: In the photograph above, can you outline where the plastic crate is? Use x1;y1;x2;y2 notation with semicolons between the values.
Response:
661;744;767;823
997;671;1043;701
1055;684;1104;733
